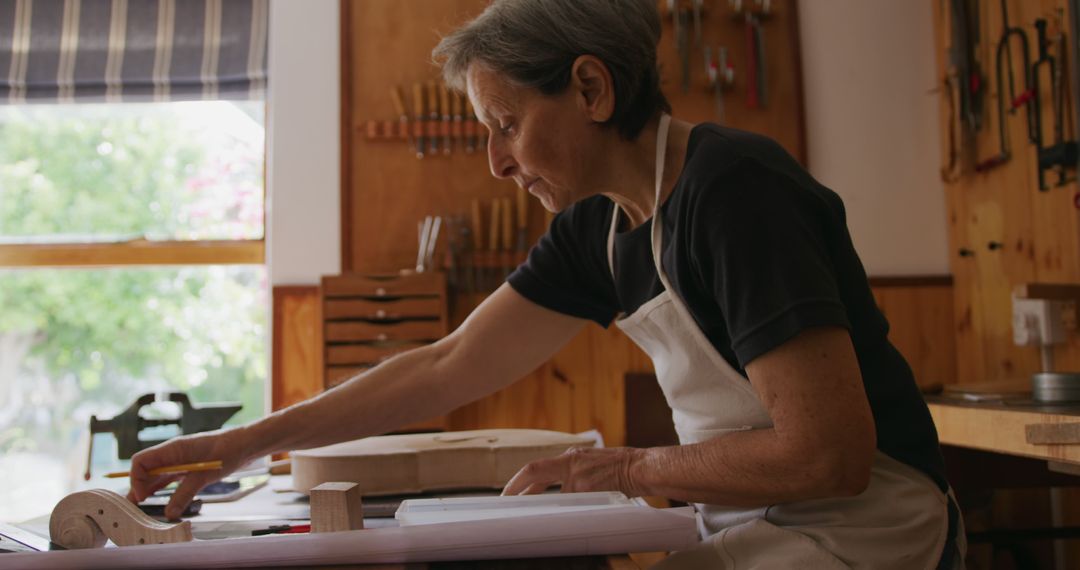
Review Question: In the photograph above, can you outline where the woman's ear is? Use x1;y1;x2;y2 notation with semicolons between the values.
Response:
570;55;615;123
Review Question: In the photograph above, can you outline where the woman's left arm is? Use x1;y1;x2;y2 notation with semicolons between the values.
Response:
502;326;877;506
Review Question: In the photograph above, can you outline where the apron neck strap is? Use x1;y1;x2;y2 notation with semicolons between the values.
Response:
653;114;672;212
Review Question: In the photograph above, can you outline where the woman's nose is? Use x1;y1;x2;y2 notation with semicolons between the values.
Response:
488;137;518;179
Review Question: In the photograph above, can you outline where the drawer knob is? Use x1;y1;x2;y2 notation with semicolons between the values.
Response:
377;333;388;341
375;287;387;297
375;309;387;318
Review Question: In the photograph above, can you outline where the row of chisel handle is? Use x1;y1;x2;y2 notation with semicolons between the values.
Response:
364;82;487;158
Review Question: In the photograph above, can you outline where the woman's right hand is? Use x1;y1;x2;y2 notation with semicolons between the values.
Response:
126;426;255;520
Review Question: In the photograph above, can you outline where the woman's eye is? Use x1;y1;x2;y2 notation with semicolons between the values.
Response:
499;123;514;136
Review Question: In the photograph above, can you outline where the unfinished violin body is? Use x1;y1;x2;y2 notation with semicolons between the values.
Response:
49;489;193;549
291;428;594;495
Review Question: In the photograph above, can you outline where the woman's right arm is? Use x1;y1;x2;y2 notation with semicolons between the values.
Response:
128;283;588;518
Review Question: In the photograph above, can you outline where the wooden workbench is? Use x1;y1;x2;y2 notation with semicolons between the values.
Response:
928;398;1080;468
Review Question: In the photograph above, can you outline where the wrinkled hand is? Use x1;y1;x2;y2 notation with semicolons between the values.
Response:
502;446;647;496
125;427;252;520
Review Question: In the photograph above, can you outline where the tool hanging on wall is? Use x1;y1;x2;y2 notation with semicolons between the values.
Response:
426;81;440;156
949;0;985;134
453;91;466;154
440;84;453;155
390;86;412;152
412;83;426;159
731;0;769;109
975;0;1034;172
465;98;479;154
470;198;484;291
1069;0;1080;180
691;0;703;46
705;46;735;123
1031;17;1078;190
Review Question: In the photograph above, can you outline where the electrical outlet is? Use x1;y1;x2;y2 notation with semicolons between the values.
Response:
1012;295;1072;346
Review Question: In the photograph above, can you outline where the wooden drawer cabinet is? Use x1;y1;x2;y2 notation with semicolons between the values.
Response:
320;272;449;431
324;297;442;320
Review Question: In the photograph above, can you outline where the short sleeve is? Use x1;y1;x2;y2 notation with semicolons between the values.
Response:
507;200;619;327
697;158;851;366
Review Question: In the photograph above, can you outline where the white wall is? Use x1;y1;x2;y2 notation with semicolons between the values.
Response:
266;0;341;286
798;0;950;276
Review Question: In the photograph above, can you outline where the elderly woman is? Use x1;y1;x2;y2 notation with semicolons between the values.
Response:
129;0;963;567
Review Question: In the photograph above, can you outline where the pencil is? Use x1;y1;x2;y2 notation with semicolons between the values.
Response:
104;460;223;479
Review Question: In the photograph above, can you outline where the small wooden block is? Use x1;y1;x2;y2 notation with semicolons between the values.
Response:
1048;461;1080;477
1025;423;1080;445
310;482;364;533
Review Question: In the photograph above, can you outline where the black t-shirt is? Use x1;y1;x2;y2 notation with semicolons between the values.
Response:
508;123;948;492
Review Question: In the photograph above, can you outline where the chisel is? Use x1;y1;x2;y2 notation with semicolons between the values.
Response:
391;86;411;150
501;197;514;280
453;91;466;154
412;83;425;158
515;186;529;253
465;98;478;154
426;81;440;156
470;199;484;292
440;84;453;155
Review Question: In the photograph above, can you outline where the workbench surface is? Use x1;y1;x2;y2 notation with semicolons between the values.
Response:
927;397;1080;466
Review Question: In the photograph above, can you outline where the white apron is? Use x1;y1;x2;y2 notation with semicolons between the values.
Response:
612;115;960;569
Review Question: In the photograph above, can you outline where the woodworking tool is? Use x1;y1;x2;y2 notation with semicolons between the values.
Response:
425;215;442;271
465;98;478;154
975;0;1033;172
691;0;703;46
426;81;440;156
440;83;453;155
391;86;411;150
515;187;529;254
1031;17;1078;190
412;83;426;159
84;393;240;480
1070;0;1080;173
453;91;466;154
948;0;984;133
488;199;502;289
416;215;433;272
470;199;483;292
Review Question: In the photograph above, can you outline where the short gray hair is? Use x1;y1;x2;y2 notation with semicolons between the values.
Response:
433;0;671;141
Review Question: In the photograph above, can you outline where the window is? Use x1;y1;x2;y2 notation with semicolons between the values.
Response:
0;101;266;523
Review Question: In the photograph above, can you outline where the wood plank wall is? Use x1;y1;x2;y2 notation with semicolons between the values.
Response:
339;0;807;274
932;0;1080;386
931;1;1080;567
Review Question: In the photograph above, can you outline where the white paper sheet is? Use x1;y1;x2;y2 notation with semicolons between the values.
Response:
5;505;698;569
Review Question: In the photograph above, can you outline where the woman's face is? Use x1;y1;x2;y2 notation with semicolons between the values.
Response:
466;64;602;212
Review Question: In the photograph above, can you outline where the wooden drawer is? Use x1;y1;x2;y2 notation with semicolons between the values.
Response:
324;297;442;321
325;342;426;366
326;365;372;387
322;273;443;298
325;320;444;342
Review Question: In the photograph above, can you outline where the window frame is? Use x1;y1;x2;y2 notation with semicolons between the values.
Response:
0;239;264;268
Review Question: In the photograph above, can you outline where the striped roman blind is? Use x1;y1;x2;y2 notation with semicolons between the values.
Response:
0;0;267;103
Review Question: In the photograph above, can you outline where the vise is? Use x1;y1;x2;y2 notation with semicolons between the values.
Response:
84;392;241;479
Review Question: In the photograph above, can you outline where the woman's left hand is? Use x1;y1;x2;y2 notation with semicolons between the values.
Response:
502;446;648;496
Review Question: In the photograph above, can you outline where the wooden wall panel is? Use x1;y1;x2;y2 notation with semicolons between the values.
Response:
933;0;1080;386
932;1;1080;567
272;286;324;411
273;282;955;448
341;0;807;275
871;278;957;390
